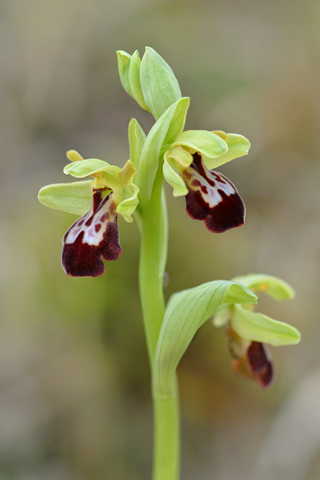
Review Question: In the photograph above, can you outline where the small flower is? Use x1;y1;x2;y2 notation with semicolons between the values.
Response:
163;130;250;233
213;274;301;389
38;152;139;277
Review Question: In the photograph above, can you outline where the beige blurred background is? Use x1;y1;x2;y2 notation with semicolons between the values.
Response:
1;0;320;479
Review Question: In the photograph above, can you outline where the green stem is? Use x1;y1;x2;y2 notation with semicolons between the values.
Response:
139;172;167;363
138;171;180;480
153;380;180;480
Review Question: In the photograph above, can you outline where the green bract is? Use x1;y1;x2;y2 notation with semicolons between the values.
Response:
140;47;182;120
137;97;190;201
128;118;146;169
153;280;257;397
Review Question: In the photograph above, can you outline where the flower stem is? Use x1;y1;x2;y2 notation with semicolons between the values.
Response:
139;171;167;362
153;380;180;480
138;170;180;480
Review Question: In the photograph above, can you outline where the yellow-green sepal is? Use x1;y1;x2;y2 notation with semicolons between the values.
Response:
203;132;251;169
234;273;295;300
171;130;228;159
38;180;92;216
231;304;301;346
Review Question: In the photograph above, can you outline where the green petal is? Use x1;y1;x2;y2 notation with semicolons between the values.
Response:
165;145;193;168
171;130;228;158
63;159;119;179
234;273;295;300
163;153;188;197
153;280;257;397
117;184;139;222
203;133;251;169
128;118;146;169
38;181;92;216
232;304;301;346
140;47;182;120
66;150;84;162
118;160;136;186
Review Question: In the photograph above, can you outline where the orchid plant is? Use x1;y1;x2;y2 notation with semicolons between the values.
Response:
38;47;301;480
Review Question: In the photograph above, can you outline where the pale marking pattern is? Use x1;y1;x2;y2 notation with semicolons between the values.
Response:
64;193;114;247
186;164;238;207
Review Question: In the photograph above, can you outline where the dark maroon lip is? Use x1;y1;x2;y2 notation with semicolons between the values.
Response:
62;190;122;277
183;153;245;233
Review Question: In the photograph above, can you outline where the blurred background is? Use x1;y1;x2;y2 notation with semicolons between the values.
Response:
1;0;320;478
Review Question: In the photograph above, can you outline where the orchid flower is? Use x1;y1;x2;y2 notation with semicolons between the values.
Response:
163;130;250;232
213;274;301;388
38;150;139;277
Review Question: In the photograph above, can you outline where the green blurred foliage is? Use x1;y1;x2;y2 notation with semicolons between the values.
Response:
1;0;320;478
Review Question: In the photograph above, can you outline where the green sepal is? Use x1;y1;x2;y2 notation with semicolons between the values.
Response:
63;158;119;179
140;47;182;120
138;97;189;202
153;280;257;397
128;118;146;169
203;133;251;169
117;50;149;111
231;304;301;346
116;50;133;96
233;273;295;301
171;130;227;160
38;180;92;216
117;184;139;223
163;153;188;197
